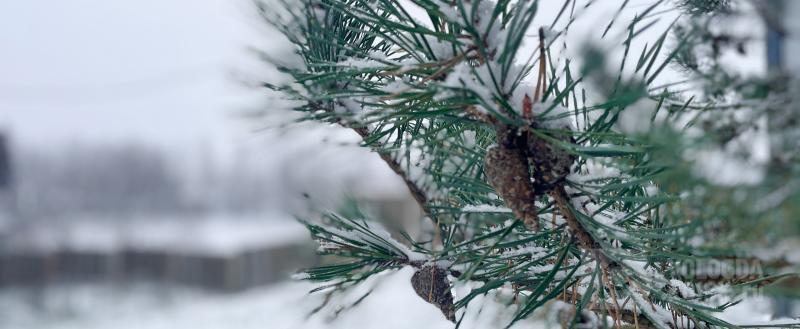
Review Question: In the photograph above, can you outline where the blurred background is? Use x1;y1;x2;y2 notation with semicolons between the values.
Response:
0;0;786;328
0;1;425;328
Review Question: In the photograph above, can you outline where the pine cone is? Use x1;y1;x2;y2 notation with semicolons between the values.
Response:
483;144;540;231
411;264;455;322
527;129;575;193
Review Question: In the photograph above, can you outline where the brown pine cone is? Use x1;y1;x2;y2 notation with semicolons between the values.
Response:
483;144;540;231
411;264;455;322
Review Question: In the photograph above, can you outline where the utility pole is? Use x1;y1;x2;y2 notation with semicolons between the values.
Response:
0;131;14;215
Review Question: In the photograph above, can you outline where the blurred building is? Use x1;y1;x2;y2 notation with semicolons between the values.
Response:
0;136;422;292
0;218;316;292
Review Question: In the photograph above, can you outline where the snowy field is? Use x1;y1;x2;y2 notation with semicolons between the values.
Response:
0;268;453;329
0;267;785;329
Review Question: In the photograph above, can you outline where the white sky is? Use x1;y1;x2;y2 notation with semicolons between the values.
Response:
0;0;271;154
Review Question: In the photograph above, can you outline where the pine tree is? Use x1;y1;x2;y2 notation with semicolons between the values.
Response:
259;0;798;328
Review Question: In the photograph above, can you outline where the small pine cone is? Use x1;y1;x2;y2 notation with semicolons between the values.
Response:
411;264;455;322
483;145;540;231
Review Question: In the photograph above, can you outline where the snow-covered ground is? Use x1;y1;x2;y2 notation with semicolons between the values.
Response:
0;267;790;329
0;268;453;329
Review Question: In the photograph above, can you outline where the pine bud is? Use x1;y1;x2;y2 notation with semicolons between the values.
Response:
483;145;540;231
411;264;455;322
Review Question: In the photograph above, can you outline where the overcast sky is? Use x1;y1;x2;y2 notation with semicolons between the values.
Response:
0;0;272;154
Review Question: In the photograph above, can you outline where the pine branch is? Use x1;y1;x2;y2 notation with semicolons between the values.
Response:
260;0;798;328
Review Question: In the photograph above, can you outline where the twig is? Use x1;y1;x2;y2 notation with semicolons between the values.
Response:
550;185;616;272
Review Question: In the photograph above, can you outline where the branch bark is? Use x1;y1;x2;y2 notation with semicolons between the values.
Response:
550;185;617;272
